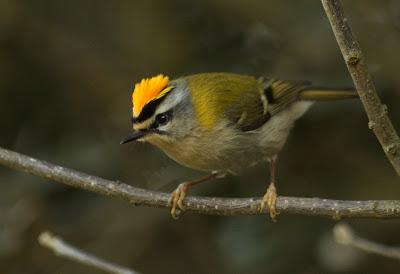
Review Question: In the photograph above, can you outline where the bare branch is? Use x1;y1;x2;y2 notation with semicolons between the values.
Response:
1;146;400;218
38;231;141;274
321;0;400;176
334;223;400;261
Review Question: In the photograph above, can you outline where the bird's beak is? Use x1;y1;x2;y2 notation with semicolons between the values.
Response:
120;130;147;144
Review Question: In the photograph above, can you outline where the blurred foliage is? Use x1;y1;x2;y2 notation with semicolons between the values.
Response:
1;0;400;273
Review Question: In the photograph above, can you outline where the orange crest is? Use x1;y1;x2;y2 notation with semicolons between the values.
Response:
132;74;173;118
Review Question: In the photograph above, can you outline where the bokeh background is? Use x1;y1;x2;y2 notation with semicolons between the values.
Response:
1;0;400;273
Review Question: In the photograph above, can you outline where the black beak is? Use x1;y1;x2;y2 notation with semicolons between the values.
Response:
120;131;147;144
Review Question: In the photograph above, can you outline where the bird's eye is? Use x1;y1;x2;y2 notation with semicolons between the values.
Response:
155;112;170;125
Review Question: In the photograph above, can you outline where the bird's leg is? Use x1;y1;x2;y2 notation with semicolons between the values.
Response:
260;155;278;221
169;171;224;219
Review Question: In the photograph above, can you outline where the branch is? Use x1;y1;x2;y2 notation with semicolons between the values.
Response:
334;223;400;261
321;0;400;176
1;146;400;218
38;231;141;274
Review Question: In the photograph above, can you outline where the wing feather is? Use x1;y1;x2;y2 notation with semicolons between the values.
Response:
261;78;308;116
185;73;307;132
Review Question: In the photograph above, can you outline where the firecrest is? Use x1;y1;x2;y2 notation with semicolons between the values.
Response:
121;73;357;219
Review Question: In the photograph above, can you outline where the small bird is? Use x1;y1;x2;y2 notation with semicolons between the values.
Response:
121;73;357;219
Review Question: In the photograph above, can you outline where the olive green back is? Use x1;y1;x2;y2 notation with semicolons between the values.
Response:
185;73;264;130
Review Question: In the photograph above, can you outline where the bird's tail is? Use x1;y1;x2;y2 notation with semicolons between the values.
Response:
299;88;358;101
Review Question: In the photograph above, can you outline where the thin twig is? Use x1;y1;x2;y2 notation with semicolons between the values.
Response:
334;223;400;261
321;0;400;176
38;231;141;274
1;147;400;218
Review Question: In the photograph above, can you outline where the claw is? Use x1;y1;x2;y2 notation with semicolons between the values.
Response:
169;183;188;219
260;182;278;221
167;172;221;219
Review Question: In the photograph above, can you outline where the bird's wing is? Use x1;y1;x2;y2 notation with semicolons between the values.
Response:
260;78;309;116
185;73;308;132
234;77;309;131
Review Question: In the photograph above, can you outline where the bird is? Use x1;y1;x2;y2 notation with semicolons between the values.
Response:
121;73;358;219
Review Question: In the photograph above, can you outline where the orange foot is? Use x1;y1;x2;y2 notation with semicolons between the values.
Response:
260;182;278;221
168;183;188;219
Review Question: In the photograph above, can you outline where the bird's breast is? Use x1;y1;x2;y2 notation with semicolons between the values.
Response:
147;125;267;173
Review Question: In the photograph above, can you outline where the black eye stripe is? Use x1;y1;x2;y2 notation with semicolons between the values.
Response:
148;110;173;129
132;84;175;124
132;96;166;123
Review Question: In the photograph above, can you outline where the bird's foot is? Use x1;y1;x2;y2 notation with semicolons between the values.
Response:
168;183;189;219
260;182;278;221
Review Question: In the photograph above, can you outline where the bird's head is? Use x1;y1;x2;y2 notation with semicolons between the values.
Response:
121;74;195;145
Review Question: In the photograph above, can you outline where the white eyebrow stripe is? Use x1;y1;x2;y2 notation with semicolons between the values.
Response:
155;87;187;114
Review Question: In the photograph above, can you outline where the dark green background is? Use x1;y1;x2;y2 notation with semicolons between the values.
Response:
1;1;400;273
